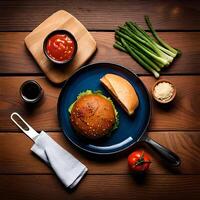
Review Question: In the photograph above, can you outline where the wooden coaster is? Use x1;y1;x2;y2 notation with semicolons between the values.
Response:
25;10;97;84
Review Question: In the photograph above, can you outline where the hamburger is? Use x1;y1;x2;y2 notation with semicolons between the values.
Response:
100;74;139;115
68;90;119;140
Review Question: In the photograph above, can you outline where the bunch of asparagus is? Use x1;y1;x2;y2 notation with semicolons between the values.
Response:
114;16;181;78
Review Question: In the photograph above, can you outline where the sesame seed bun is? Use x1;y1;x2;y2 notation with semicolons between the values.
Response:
100;74;139;115
70;93;117;140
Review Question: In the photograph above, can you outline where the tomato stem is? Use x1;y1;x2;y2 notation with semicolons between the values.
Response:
134;151;151;166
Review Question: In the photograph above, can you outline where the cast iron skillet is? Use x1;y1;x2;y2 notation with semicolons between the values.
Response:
57;62;181;167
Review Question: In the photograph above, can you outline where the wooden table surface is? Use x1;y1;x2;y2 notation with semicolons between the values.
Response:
0;0;200;199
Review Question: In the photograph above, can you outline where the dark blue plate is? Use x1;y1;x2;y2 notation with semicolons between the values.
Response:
57;63;151;155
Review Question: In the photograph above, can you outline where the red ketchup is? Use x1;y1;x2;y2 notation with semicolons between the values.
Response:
46;34;75;62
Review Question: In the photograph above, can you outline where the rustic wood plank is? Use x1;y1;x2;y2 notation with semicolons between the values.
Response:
0;32;200;75
24;10;97;84
0;76;199;131
0;175;199;200
0;131;199;174
0;0;199;31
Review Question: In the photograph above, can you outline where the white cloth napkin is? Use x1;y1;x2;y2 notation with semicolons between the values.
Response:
31;131;88;189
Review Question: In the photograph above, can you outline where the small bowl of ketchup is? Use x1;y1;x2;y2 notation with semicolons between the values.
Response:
43;30;77;64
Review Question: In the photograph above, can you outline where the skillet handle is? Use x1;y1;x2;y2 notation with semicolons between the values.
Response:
144;136;181;167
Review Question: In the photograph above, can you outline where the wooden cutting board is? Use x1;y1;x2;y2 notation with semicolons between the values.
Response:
25;10;97;84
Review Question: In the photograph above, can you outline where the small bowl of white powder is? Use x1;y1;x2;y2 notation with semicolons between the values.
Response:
152;80;176;104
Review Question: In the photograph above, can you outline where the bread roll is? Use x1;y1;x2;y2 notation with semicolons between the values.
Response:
100;74;139;115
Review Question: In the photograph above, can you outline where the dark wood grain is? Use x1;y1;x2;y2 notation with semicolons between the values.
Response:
0;76;199;131
0;131;199;175
0;175;199;200
0;0;200;199
0;0;200;31
0;32;200;75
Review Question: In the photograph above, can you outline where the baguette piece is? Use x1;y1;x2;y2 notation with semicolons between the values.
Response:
100;74;139;115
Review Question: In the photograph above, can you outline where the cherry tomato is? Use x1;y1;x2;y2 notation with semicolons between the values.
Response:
128;150;151;172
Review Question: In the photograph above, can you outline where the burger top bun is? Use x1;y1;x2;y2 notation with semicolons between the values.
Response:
70;93;116;140
100;74;139;115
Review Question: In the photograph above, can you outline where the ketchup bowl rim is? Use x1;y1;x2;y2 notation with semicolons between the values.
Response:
43;29;78;65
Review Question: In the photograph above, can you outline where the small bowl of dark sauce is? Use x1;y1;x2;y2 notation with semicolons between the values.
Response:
20;80;43;104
